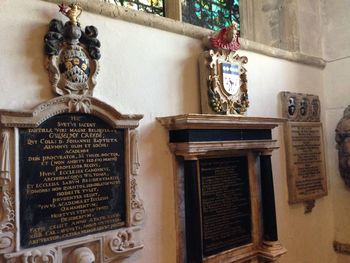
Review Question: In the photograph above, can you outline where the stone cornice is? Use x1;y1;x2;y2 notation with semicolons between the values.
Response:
42;0;326;68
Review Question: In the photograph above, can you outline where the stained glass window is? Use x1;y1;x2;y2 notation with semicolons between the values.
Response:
103;0;164;16
182;0;240;31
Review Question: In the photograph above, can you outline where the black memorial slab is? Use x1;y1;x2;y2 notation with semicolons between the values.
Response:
185;156;252;262
19;113;126;248
199;157;252;257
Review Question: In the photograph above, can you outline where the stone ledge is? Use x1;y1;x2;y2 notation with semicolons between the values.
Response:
43;0;326;68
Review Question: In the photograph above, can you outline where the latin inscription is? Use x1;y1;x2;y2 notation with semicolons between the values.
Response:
287;123;327;202
199;156;251;257
19;113;125;248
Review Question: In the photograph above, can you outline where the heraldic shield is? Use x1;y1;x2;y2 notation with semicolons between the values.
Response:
220;62;241;96
44;3;101;96
199;24;249;115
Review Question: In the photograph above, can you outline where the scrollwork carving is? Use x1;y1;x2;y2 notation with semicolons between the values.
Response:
109;230;136;253
130;178;145;226
0;131;10;182
129;131;145;226
0;130;15;255
5;247;57;263
68;96;92;114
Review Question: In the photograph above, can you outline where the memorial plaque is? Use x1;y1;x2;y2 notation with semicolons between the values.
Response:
0;4;145;261
199;156;251;257
19;113;126;248
285;122;327;203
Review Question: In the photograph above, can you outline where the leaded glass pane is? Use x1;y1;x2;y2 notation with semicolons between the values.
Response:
182;0;240;31
103;0;164;16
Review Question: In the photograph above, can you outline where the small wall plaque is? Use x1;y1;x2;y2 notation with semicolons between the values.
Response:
280;92;327;210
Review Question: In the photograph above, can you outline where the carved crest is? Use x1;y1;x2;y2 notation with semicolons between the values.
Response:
206;24;241;52
199;49;248;115
280;92;320;122
200;24;248;115
44;3;101;96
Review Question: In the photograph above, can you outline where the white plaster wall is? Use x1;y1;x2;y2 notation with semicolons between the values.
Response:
0;1;337;262
321;0;350;260
322;1;350;262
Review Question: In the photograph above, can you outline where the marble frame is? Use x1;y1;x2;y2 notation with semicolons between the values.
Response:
0;94;144;263
158;114;287;263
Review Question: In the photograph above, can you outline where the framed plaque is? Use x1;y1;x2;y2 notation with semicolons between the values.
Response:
0;96;145;262
284;122;328;203
19;113;126;248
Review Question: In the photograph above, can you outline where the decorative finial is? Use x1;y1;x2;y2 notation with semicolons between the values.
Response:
206;24;240;52
58;2;82;25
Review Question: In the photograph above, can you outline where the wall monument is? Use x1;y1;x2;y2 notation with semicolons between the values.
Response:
280;91;327;213
0;3;144;262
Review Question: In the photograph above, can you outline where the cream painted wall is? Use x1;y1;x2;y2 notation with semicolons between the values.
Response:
323;1;350;262
0;0;337;263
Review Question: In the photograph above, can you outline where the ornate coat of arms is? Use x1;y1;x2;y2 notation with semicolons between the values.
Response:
44;3;101;97
199;24;248;115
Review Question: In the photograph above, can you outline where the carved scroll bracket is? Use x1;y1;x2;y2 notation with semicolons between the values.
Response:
105;227;143;261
